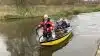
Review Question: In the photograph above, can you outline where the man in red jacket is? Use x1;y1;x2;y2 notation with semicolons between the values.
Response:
36;14;54;41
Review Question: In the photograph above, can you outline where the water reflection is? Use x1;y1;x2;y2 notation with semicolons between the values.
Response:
0;18;41;56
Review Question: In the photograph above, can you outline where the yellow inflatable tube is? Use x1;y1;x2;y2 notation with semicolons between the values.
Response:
41;32;72;46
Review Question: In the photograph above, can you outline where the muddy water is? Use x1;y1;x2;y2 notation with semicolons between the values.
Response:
0;16;70;56
1;12;100;56
0;18;41;56
53;12;100;56
0;16;73;56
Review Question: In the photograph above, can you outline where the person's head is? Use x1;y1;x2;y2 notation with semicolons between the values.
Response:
56;21;59;24
59;18;63;22
60;18;65;21
44;14;48;20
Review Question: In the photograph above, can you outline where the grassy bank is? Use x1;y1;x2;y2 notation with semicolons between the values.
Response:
0;5;100;21
54;5;100;20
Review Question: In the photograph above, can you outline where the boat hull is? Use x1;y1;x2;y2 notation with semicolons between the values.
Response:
40;31;72;46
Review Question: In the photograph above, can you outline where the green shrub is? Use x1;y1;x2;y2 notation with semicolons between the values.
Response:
72;8;82;15
93;7;100;12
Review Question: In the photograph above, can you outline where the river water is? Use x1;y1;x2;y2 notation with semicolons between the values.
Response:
0;18;41;56
0;12;100;56
53;12;100;56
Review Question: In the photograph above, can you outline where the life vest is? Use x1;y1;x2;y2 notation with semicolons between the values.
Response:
38;20;54;33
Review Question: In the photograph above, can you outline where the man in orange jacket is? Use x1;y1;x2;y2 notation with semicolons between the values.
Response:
36;14;54;41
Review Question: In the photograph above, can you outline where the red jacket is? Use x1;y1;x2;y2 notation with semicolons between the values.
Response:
38;20;54;33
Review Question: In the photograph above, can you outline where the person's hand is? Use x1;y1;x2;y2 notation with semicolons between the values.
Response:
47;28;49;31
50;27;53;30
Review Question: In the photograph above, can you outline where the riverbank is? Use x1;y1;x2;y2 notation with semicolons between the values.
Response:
0;5;100;21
